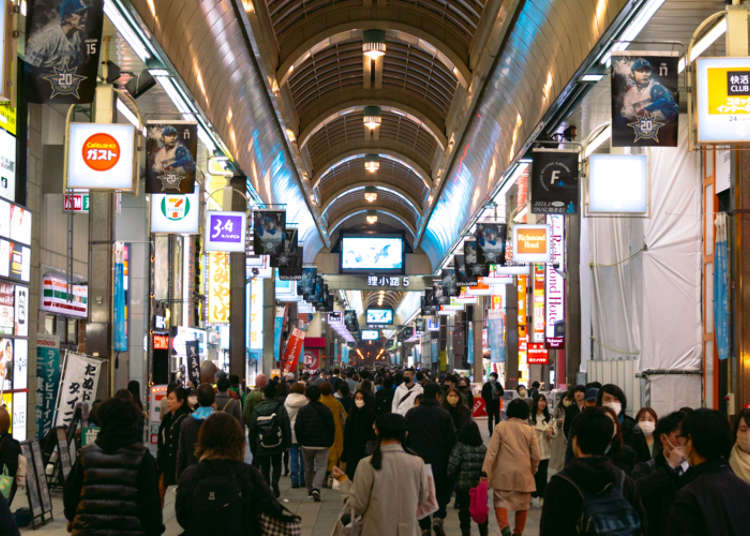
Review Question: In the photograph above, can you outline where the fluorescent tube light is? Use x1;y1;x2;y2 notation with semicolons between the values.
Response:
116;98;145;135
154;75;193;117
678;19;727;73
601;0;665;64
103;0;152;62
584;125;612;159
579;74;604;83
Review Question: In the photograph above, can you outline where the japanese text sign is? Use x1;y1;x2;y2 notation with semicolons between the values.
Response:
205;211;246;252
67;123;135;190
697;57;750;144
54;351;101;427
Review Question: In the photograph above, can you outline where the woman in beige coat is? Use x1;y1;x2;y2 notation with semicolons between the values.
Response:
320;381;348;475
482;398;540;536
333;413;428;536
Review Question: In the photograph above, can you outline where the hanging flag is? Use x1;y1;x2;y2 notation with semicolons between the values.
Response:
280;328;304;374
53;351;101;427
146;121;197;194
253;209;285;259
464;240;489;277
531;150;579;214
23;0;104;103
611;52;679;147
185;340;200;386
454;254;478;286
714;213;730;360
475;223;507;266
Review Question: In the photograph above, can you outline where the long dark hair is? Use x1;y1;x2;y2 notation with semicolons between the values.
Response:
442;387;467;412
458;421;483;447
530;394;551;424
370;413;409;470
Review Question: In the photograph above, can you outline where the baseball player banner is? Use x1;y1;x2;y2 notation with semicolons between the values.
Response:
253;209;285;257
611;52;679;147
454;254;478;286
272;228;297;268
464;240;489;277
440;268;459;297
146;121;197;193
278;228;303;280
475;223;507;266
531;150;579;214
23;0;104;104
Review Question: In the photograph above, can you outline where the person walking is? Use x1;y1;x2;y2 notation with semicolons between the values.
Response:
294;384;335;502
563;385;585;438
215;375;242;423
667;408;750;535
443;387;471;437
64;396;163;535
176;383;215;478
0;408;19;506
342;389;377;480
529;394;556;508
176;412;297;535
729;408;750;484
447;421;488;536
482;372;504;436
482;398;540;536
597;383;650;463
392;368;423;416
405;383;456;536
375;376;395;416
319;381;347;479
248;382;291;497
332;413;428;536
243;373;268;430
284;381;308;489
156;385;190;506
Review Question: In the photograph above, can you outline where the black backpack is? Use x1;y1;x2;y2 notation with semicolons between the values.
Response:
556;470;642;536
190;463;246;536
256;403;283;449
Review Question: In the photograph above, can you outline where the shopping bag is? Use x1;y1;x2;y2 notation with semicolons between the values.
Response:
469;480;489;524
331;503;364;536
416;463;439;520
0;465;12;499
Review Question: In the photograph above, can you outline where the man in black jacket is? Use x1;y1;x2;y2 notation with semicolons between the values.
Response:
176;383;215;478
294;384;334;502
481;372;504;435
541;408;646;536
406;383;456;536
248;382;291;497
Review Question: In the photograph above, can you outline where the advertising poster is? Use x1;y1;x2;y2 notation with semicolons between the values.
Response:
475;224;507;266
54;351;101;427
464;240;489;277
531;150;579;214
279;245;303;280
0;337;12;391
0;282;12;335
281;328;304;374
454;254;478;286
440;268;459;297
207;252;230;324
35;335;60;438
185;340;200;387
273;306;284;363
14;285;28;337
113;248;127;352
146;121;197;193
23;0;104;104
13;338;27;390
298;266;317;297
253;210;285;257
696;57;750;143
611;52;679;147
248;278;264;351
0;128;15;202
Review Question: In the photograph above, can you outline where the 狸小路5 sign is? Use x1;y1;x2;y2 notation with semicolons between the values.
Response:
66;123;136;190
150;190;200;234
205;211;246;252
696;57;750;144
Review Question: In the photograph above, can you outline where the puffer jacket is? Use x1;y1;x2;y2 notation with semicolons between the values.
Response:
447;441;487;492
294;401;335;448
284;393;308;444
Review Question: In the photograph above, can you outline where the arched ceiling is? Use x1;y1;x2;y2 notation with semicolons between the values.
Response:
363;289;403;310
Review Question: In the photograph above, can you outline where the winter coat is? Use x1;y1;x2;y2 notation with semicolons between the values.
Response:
481;380;504;409
529;415;557;460
633;453;683;536
248;398;291;456
215;391;242;423
284;393;308;444
320;394;347;468
540;456;645;536
0;432;20;503
447;441;487;492
405;399;456;481
391;382;423;416
622;414;651;463
667;458;750;536
63;426;163;536
344;444;428;536
482;417;540;493
444;403;472;436
156;404;190;486
176;407;214;478
0;495;18;536
342;404;376;479
374;385;395;416
243;389;264;427
294;401;335;448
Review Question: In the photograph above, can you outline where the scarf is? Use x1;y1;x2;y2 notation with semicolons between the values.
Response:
729;443;750;483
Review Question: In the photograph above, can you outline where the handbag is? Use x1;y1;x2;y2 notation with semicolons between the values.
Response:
416;463;439;520
332;503;364;536
0;464;13;499
469;480;489;524
258;511;302;536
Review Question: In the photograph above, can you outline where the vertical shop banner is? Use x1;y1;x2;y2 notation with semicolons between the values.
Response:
611;52;679;147
454;254;478;286
532;265;545;343
14;285;28;337
208;252;230;324
273;306;284;362
715;214;730;360
488;309;505;363
0;282;12;335
248;278;264;351
545;215;565;348
464;240;489;277
531;150;579;214
185;340;200;386
475;224;507;265
146;121;197;193
273;228;297;269
54;351;101;427
440;268;459;297
0;125;16;202
23;0;104;103
253;210;285;257
113;244;127;352
35;335;59;438
467;322;474;365
281;328;304;374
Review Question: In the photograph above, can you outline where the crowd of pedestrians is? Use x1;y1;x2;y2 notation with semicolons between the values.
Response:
3;367;750;535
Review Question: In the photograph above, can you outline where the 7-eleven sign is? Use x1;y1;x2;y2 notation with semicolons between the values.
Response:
64;193;90;213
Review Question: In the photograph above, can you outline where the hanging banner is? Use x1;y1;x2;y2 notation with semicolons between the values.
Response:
113;243;127;352
279;245;303;280
475;223;507;265
23;0;104;104
54;351;101;427
253;209;285;257
205;211;246;252
532;264;546;343
440;268;459;297
464;240;489;277
545;215;565;348
454;254;478;286
488;309;505;363
146;121;197;193
715;214;730;360
611;52;679;147
207;252;230;324
185;340;200;387
696;56;750;144
281;327;304;374
531;150;579;214
273;306;284;362
276;228;301;279
35;336;60;438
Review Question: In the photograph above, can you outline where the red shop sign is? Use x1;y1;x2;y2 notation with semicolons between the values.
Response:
527;342;549;365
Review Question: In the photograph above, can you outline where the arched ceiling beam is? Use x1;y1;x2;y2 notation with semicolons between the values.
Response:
329;209;417;240
313;147;431;191
276;19;470;89
299;102;447;151
365;291;401;310
320;183;422;222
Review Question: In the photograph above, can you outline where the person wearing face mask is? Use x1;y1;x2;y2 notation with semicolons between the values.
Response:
635;407;658;457
596;383;650;464
442;387;471;436
392;368;423;416
729;408;750;484
601;405;638;474
342;390;377;480
456;377;473;408
667;409;750;536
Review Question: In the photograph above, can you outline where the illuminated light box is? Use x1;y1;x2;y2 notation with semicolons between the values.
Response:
67;123;136;190
361;329;379;341
512;225;550;264
151;190;200;234
340;235;404;274
587;154;648;216
366;308;393;325
205;211;247;252
696;57;750;144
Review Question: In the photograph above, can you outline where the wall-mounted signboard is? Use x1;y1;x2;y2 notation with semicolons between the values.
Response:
512;225;550;264
66;123;136;190
696;57;750;144
151;191;200;234
205;211;246;252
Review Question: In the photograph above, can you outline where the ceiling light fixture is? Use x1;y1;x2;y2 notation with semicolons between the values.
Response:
364;186;378;203
363;106;382;130
366;209;378;225
600;0;666;64
363;30;387;60
364;154;380;174
678;18;727;73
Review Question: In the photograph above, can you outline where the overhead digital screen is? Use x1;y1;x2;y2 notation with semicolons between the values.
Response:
340;235;404;273
366;308;393;325
361;329;379;341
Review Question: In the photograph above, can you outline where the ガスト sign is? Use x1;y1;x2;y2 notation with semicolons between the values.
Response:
67;123;135;190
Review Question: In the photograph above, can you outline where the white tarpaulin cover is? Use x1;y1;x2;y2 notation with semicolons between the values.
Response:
581;120;702;407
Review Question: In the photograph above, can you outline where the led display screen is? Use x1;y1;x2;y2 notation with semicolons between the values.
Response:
361;329;379;341
340;235;404;273
366;308;393;325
